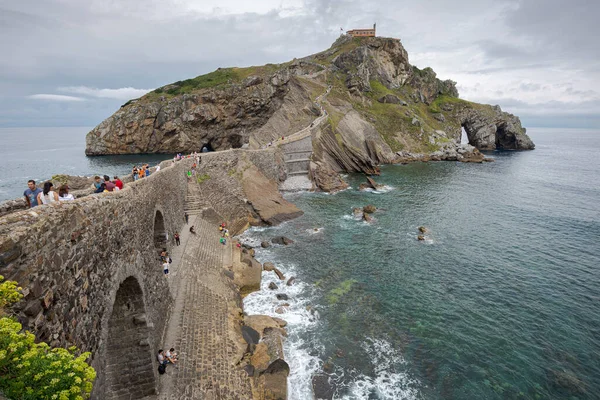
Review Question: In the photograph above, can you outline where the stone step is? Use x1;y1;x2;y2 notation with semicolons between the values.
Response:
288;170;309;176
285;158;311;164
284;150;313;155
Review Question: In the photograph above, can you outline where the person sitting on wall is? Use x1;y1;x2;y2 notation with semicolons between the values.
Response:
157;349;167;365
189;226;196;234
165;348;178;366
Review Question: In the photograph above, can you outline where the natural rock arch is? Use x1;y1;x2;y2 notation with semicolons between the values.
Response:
103;276;156;399
460;106;534;151
153;209;167;250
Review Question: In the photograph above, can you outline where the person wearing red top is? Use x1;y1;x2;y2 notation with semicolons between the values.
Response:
113;176;124;190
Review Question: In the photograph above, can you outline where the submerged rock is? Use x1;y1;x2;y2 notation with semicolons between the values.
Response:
312;374;336;400
271;236;294;245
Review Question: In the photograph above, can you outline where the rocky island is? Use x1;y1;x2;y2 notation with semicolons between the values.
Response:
86;35;534;191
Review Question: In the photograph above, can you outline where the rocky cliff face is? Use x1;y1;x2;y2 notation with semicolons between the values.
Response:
86;35;534;189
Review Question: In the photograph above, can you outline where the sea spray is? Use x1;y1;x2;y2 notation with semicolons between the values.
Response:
241;232;324;399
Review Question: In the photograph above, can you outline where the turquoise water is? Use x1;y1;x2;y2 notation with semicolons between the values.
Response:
243;128;600;399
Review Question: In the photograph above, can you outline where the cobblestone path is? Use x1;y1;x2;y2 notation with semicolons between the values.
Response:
158;217;252;400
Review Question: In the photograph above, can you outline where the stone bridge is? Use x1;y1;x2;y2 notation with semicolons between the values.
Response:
0;158;193;399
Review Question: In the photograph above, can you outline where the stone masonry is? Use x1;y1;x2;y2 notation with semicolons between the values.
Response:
0;158;191;399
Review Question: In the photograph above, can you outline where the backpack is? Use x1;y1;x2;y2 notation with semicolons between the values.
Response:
158;364;166;374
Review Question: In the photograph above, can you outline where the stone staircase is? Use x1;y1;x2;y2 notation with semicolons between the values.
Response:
184;179;207;216
277;85;331;191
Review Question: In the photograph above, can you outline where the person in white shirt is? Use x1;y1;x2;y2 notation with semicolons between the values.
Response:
58;185;75;201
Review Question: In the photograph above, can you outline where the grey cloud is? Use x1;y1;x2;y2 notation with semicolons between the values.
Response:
0;0;598;127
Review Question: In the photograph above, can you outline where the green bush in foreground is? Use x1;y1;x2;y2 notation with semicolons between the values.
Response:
0;276;96;400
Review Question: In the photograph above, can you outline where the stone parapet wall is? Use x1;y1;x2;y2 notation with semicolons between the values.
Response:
0;158;192;397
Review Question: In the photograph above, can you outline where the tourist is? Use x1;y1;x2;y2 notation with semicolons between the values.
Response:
174;232;180;246
132;167;139;181
156;164;161;172
165;348;178;366
94;183;106;193
23;180;42;208
58;185;75;201
191;163;197;177
138;167;145;180
92;176;102;190
189;226;196;234
103;175;116;192
157;350;167;366
185;213;189;224
163;260;169;276
145;165;151;177
113;176;124;190
37;181;59;204
219;237;226;246
187;170;192;180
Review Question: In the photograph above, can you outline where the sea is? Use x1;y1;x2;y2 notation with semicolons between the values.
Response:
240;128;600;400
0;127;171;202
1;127;598;399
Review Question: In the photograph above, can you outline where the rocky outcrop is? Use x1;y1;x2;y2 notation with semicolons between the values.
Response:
242;165;303;225
86;35;534;192
85;69;296;155
330;35;412;91
459;105;535;150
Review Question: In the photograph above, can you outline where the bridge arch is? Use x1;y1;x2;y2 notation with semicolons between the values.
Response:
103;276;156;399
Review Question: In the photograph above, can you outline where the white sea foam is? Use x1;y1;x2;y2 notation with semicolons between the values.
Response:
243;261;323;400
241;230;419;400
360;185;395;194
340;338;420;400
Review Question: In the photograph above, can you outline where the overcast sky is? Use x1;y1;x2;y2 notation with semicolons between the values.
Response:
1;0;598;128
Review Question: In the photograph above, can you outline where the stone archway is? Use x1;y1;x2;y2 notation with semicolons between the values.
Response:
154;210;167;250
104;277;156;399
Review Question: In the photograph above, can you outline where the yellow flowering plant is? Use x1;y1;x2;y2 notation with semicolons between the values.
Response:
0;276;96;399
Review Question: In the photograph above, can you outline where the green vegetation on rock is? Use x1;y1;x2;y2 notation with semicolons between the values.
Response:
0;276;96;400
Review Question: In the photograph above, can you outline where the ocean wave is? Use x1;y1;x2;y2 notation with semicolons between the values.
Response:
339;338;420;400
360;185;395;194
244;261;324;400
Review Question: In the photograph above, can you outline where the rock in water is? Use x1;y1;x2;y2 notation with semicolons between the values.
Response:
276;293;289;301
417;235;425;241
273;267;285;280
363;205;376;214
271;236;294;245
366;177;384;190
286;277;296;286
363;213;373;223
263;262;275;271
268;282;278;290
261;241;271;248
418;226;427;233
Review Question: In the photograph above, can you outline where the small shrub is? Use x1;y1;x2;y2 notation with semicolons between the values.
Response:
197;174;210;184
0;276;96;399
